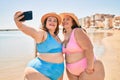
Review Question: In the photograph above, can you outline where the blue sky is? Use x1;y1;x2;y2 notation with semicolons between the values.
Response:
0;0;120;29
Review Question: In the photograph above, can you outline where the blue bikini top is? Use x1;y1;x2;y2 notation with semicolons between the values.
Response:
36;32;62;53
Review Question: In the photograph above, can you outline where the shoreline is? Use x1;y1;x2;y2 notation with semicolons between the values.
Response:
0;29;19;31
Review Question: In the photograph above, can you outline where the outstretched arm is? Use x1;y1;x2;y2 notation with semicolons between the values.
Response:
14;11;44;43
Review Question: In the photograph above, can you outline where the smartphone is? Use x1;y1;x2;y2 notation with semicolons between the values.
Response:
19;11;33;21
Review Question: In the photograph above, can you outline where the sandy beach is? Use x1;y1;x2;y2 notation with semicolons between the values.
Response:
100;30;120;80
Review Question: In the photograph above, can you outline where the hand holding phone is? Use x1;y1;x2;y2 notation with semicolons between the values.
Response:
19;11;33;21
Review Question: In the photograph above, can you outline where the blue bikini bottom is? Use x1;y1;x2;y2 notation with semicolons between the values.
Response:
27;57;64;80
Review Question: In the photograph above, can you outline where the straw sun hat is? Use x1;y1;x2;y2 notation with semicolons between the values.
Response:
41;12;61;25
60;13;80;26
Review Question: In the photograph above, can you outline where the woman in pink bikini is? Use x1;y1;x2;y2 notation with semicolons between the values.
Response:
60;13;105;80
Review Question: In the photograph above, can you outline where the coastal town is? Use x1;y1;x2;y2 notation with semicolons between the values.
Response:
79;13;120;30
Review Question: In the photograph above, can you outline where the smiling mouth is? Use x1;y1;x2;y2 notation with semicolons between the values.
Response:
49;24;55;26
63;23;68;26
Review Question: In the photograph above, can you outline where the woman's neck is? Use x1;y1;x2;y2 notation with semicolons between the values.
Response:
65;28;72;34
49;30;56;36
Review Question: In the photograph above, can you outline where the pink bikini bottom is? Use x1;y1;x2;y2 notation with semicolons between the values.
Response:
66;58;87;76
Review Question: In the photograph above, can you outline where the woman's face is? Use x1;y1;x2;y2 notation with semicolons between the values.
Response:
62;15;73;29
46;16;58;31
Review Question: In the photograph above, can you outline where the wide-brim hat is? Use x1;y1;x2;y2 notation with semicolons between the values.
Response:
60;13;80;26
41;12;61;25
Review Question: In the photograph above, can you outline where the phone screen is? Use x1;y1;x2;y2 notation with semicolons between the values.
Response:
19;11;33;21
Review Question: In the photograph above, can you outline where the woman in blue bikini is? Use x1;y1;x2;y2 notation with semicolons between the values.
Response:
14;12;64;80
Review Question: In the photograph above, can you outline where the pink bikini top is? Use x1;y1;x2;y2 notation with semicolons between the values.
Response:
62;28;83;54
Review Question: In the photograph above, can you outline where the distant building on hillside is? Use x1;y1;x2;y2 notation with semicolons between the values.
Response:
113;16;120;29
79;13;120;29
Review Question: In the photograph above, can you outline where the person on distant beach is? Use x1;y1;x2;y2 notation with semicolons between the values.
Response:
60;13;105;80
14;11;64;80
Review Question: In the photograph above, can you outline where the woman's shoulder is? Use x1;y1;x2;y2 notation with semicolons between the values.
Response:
37;29;47;35
74;28;87;38
74;28;82;33
35;29;48;43
74;28;86;33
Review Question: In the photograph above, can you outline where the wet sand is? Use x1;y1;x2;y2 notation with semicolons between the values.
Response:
100;30;120;80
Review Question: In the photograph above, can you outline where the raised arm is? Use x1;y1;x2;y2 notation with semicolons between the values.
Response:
75;28;94;73
14;11;45;43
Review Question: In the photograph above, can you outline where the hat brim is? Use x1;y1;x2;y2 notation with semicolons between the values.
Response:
60;13;80;26
41;13;61;25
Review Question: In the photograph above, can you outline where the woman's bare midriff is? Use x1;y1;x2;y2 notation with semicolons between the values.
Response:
37;53;64;63
65;53;85;63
